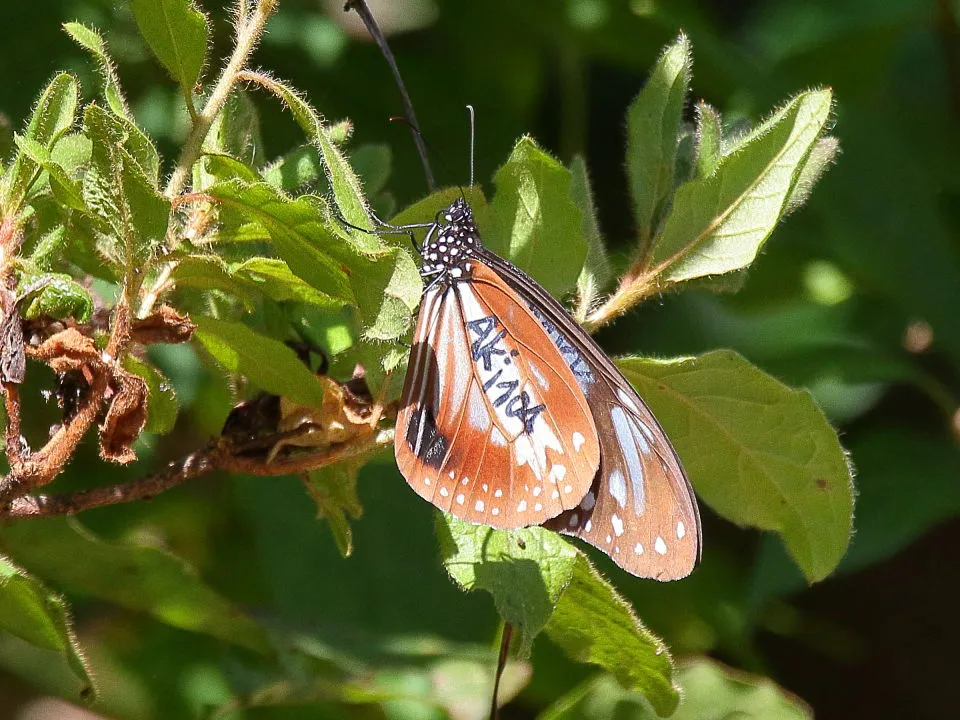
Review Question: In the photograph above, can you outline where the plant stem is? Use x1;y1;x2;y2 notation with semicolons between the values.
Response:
164;0;276;199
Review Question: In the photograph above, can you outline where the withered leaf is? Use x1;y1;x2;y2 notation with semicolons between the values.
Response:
132;306;196;345
99;367;148;463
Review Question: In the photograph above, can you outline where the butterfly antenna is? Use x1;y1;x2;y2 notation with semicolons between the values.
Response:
467;104;476;190
345;0;435;191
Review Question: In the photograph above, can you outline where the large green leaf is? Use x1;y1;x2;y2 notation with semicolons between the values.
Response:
131;0;209;99
487;137;586;297
618;350;853;582
0;556;94;701
193;315;327;408
437;515;577;656
649;90;833;284
0;519;271;654
626;33;691;251
545;554;679;717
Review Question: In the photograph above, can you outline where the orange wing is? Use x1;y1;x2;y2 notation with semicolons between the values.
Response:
395;262;600;528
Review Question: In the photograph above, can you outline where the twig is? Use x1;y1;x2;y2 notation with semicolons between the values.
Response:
1;428;394;518
345;0;435;192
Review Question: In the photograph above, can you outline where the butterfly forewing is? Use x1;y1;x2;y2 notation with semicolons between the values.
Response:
395;217;600;529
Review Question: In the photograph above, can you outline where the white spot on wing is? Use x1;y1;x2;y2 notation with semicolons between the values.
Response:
439;488;448;497
533;486;542;497
424;477;432;486
456;493;465;505
550;464;567;483
655;536;667;555
475;500;485;512
584;519;592;532
494;489;503;498
580;492;595;511
611;514;624;537
677;521;686;539
572;431;586;451
491;428;507;446
634;542;644;555
529;361;549;390
517;500;527;512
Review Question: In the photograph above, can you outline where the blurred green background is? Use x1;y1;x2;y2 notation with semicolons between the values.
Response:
1;0;958;718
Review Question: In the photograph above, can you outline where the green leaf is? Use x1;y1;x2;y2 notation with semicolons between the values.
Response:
618;350;853;582
82;105;169;272
649;90;833;285
436;514;577;656
200;153;260;185
626;33;691;251
262;145;324;192
303;463;363;558
0;556;95;701
63;22;130;118
124;356;178;434
544;554;679;716
13;134;86;212
205;180;355;305
19;271;94;322
570;155;610;322
0;519;271;655
356;246;421;342
487;137;586;297
695;101;722;179
3;73;78;214
170;254;258;309
130;0;209;98
233;257;349;309
542;658;810;720
205;90;263;169
207;179;420;342
247;73;378;250
193;314;328;407
783;135;839;215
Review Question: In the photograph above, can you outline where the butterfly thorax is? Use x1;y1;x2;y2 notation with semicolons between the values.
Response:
419;197;481;285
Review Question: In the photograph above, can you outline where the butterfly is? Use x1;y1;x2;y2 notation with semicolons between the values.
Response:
393;196;701;580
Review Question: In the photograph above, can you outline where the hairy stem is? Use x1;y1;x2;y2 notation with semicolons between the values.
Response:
164;0;276;199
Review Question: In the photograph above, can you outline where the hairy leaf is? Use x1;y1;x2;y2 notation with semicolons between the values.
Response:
487;137;586;297
545;554;679;716
627;34;691;251
619;350;853;582
437;515;577;655
131;0;209;98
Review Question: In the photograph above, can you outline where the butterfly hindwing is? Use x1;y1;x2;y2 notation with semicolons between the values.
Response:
482;251;702;580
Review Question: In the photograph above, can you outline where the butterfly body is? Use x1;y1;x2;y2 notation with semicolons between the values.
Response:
395;197;701;580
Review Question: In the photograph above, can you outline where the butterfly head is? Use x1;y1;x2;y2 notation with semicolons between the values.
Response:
419;198;482;283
